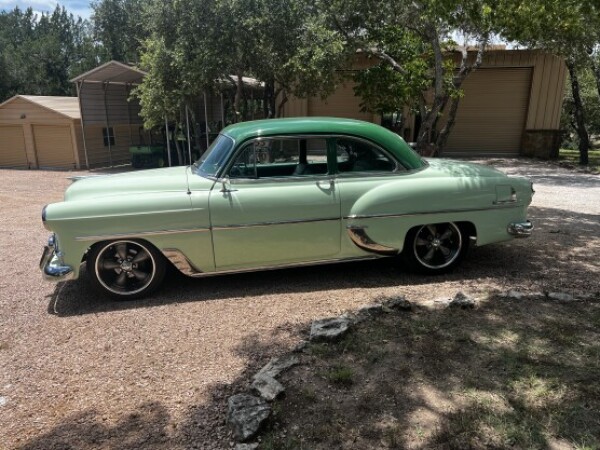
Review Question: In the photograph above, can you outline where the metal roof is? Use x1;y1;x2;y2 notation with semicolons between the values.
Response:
0;95;80;120
70;60;147;84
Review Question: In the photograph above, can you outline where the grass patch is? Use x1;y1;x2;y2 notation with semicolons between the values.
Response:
325;365;354;387
559;148;600;173
266;299;600;450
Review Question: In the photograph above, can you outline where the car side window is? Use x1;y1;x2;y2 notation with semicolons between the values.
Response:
228;137;329;179
336;138;398;173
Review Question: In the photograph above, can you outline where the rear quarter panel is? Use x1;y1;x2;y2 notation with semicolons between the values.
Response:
338;171;531;255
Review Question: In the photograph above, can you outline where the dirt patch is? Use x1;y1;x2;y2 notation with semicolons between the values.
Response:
264;296;600;449
0;160;598;449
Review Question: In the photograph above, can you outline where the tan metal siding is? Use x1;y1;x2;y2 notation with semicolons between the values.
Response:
33;125;76;168
83;124;137;168
444;68;532;155
79;82;142;125
0;125;28;167
0;97;67;123
281;94;308;117
308;82;372;121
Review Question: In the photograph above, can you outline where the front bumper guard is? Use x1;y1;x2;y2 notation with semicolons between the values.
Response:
508;220;533;238
40;234;74;281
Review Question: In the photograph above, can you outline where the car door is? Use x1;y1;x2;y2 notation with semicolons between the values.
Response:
209;135;341;270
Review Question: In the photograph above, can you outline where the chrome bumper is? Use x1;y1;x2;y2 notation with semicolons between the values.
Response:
40;234;74;281
508;220;533;238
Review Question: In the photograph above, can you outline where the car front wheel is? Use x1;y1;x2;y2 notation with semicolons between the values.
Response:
403;222;467;274
88;239;166;299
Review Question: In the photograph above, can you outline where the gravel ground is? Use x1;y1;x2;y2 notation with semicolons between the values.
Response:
0;159;599;449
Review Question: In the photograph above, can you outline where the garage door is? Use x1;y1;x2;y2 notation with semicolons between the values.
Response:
444;68;532;155
0;125;28;168
33;125;75;168
308;82;373;121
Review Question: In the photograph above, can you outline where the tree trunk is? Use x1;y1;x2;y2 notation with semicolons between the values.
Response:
436;96;461;151
567;60;590;165
233;72;244;123
415;23;445;156
172;125;184;165
436;39;487;153
276;89;288;118
264;79;276;118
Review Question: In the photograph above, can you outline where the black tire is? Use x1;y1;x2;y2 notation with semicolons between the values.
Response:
88;239;166;300
402;222;468;274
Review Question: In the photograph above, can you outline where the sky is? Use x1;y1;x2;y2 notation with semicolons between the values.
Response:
0;0;92;19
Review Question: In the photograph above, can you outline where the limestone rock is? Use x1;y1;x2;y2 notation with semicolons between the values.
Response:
252;374;285;401
227;394;271;442
358;304;383;315
255;354;299;379
449;292;476;309
292;340;308;353
354;304;383;322
235;443;258;450
548;292;575;302
310;316;351;341
385;296;413;311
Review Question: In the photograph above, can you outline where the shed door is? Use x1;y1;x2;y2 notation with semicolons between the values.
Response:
308;82;373;121
444;68;532;155
33;125;75;168
0;125;28;168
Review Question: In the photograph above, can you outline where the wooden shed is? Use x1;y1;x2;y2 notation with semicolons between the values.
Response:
0;95;84;169
281;49;566;158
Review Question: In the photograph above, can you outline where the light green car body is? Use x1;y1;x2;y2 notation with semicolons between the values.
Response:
41;117;533;285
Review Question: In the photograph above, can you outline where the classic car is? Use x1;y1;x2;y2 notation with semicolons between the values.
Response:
40;117;534;299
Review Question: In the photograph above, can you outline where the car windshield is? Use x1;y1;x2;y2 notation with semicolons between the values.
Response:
193;134;235;178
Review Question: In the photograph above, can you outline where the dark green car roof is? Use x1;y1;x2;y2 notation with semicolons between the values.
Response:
221;117;424;170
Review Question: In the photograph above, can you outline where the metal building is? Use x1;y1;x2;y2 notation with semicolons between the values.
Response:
0;95;84;169
282;49;567;158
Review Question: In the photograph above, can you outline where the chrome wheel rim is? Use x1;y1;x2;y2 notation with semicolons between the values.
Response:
413;222;462;269
94;240;156;295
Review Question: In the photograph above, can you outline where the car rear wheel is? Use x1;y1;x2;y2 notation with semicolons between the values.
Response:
403;222;467;274
88;239;166;300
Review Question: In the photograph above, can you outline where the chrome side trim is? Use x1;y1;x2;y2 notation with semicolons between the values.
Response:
75;227;210;242
162;249;203;276
346;226;399;256
507;220;533;237
492;199;517;205
163;251;381;278
345;203;524;220
212;217;339;230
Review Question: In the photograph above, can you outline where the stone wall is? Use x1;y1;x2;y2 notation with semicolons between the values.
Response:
521;129;562;159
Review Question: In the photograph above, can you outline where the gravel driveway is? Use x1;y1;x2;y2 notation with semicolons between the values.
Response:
1;159;599;449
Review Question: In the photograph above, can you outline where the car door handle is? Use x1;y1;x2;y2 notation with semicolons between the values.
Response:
317;179;334;189
220;186;239;193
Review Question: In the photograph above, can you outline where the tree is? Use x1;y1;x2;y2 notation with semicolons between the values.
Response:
134;0;348;144
91;0;148;63
319;0;494;155
497;0;599;165
0;5;99;101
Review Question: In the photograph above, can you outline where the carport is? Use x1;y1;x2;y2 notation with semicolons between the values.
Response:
71;60;256;168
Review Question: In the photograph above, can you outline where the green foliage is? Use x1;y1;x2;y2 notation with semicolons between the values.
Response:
91;0;148;63
326;365;354;387
562;68;600;139
0;6;102;101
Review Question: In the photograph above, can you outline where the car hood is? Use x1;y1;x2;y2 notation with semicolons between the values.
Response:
64;166;212;201
421;158;507;179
